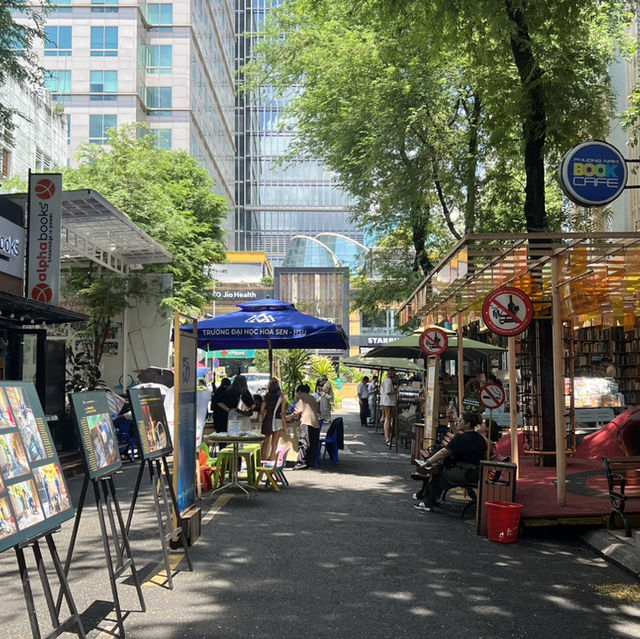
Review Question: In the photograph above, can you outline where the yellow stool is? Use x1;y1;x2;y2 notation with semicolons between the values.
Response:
218;444;262;485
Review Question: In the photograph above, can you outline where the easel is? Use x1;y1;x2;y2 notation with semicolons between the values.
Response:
16;530;86;639
56;474;146;638
125;455;193;589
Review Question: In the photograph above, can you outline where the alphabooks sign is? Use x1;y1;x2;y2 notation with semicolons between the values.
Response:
27;174;62;305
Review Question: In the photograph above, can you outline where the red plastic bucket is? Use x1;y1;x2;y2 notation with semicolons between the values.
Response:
486;501;523;543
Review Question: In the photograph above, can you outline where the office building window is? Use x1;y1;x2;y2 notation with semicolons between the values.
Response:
35;149;53;171
1;149;10;178
150;129;172;149
147;3;172;25
146;45;172;73
66;114;71;144
90;26;118;56
91;0;118;12
90;70;117;100
44;70;72;101
89;114;116;144
146;86;172;113
51;0;72;13
44;26;72;56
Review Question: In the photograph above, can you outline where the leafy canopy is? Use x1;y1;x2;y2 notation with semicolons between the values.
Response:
61;124;228;315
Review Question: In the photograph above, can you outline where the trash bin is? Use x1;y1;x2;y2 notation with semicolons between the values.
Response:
486;501;523;543
476;460;517;536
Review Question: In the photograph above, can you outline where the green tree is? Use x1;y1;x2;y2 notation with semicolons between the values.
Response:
60;124;227;314
0;0;47;138
247;0;634;263
308;355;336;382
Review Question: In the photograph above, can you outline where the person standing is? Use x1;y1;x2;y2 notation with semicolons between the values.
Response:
260;378;287;461
287;384;319;469
211;377;231;433
357;376;370;428
367;376;378;426
380;368;397;446
318;375;333;425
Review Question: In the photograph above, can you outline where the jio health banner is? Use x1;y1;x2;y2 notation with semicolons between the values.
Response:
27;173;62;306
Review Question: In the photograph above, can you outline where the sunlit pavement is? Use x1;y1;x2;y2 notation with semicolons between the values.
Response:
2;399;640;638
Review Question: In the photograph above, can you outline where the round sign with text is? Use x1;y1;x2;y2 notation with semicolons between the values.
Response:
559;140;627;207
479;382;506;410
482;287;534;337
419;327;449;357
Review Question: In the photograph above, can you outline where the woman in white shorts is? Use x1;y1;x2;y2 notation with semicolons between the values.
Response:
260;378;287;461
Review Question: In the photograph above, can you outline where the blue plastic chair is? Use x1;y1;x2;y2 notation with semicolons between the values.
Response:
113;415;140;462
317;417;344;465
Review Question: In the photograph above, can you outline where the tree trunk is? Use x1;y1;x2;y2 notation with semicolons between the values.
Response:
464;93;481;233
505;0;547;232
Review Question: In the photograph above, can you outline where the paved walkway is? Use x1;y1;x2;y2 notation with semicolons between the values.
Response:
2;400;640;638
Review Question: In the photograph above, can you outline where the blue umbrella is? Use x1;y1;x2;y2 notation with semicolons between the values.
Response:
181;299;348;370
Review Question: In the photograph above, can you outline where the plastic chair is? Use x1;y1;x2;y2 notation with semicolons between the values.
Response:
317;417;344;465
218;443;261;485
255;445;289;490
198;450;216;491
274;446;290;487
200;443;220;487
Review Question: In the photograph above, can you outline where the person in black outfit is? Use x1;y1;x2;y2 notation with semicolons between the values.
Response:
216;375;254;432
414;411;487;512
211;378;231;433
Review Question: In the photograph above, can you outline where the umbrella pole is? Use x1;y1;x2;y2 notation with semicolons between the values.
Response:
269;340;274;378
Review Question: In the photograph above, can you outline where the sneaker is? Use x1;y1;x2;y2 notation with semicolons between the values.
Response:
414;502;432;512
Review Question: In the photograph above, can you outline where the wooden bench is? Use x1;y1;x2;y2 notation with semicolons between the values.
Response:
602;456;640;537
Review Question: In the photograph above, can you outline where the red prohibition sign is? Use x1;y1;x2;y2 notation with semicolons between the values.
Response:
479;382;506;410
419;327;449;356
482;286;534;337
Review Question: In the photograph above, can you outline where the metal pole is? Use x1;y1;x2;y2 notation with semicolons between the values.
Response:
552;255;567;505
457;315;464;415
508;337;519;477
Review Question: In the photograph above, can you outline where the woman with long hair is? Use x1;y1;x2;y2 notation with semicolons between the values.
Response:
260;378;287;461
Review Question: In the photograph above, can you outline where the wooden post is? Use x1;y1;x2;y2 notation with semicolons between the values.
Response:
508;336;519;478
552;255;567;505
457;315;464;415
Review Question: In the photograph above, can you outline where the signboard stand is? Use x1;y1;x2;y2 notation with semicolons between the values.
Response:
56;474;146;638
16;530;86;639
124;456;192;590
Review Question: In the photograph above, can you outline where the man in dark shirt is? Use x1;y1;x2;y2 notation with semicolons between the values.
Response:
414;411;486;512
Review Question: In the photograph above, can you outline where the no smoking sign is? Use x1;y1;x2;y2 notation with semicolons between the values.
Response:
479;382;506;410
482;286;533;337
419;327;449;356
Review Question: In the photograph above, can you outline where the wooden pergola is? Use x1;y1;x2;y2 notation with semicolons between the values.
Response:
399;233;640;505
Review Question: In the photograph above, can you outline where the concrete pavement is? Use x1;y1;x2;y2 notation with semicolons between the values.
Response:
2;399;640;638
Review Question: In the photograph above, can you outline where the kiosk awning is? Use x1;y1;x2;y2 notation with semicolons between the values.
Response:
0;291;87;327
0;189;173;275
399;233;640;329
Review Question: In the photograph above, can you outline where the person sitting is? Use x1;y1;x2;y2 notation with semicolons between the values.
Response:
413;411;487;512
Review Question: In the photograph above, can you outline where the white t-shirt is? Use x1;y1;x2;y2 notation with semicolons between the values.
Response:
357;382;369;399
379;377;396;406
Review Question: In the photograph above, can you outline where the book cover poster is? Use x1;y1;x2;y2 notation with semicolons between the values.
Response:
70;392;122;479
0;382;74;554
128;388;173;460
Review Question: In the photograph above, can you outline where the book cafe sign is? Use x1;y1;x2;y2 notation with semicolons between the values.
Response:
559;140;628;207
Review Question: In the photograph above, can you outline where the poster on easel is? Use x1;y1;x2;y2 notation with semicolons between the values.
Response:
128;387;173;460
70;392;122;479
0;382;74;554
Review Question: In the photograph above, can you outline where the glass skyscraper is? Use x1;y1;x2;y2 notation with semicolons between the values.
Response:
34;0;236;236
235;1;364;265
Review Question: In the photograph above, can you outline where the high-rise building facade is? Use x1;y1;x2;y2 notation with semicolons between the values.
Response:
235;1;365;266
34;0;236;236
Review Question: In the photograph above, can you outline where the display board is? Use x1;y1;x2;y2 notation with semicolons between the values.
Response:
0;382;73;554
128;388;173;460
424;361;438;442
70;392;123;479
